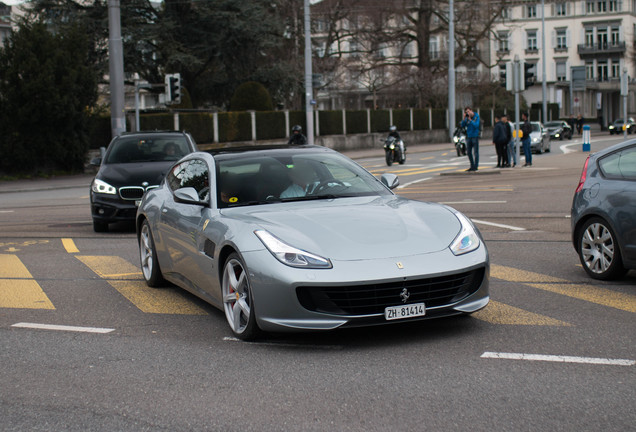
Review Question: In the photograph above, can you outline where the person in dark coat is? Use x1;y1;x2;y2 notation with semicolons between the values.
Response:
288;125;308;145
492;115;511;168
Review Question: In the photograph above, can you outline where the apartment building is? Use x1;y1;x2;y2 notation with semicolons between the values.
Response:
0;2;12;47
493;0;636;125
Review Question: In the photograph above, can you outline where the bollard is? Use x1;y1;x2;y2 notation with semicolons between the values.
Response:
582;124;591;152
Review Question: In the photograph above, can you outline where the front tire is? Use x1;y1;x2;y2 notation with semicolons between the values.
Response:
93;219;109;233
385;151;393;166
222;253;260;340
139;220;165;287
577;217;626;280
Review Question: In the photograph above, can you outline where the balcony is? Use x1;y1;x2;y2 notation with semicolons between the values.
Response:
577;42;626;57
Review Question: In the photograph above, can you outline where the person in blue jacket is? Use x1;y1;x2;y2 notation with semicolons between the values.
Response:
460;106;481;171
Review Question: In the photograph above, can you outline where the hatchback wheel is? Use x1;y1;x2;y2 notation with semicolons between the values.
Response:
222;253;259;340
139;220;165;287
578;217;626;280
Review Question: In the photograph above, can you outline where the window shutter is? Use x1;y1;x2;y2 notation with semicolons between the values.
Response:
552;30;556;48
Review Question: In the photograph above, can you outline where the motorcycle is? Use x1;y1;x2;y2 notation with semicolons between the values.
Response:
453;126;467;157
383;136;406;166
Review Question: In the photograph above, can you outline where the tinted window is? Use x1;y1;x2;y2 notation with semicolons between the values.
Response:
167;159;210;202
599;146;636;180
105;136;190;164
215;151;391;208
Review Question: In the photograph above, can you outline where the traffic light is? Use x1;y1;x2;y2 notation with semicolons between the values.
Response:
524;62;536;88
499;66;507;88
164;73;181;104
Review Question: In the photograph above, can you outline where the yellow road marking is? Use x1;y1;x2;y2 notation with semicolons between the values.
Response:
473;300;571;326
0;254;54;309
492;264;636;313
76;255;207;315
62;238;79;254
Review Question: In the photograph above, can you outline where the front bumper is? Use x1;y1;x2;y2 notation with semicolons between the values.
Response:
90;191;139;223
242;245;490;332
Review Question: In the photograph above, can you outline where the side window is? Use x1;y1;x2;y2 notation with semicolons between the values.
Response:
166;159;210;202
618;146;636;180
599;146;636;180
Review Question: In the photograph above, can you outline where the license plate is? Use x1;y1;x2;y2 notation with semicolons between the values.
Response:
385;303;426;321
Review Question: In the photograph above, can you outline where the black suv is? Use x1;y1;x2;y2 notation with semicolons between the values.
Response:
90;131;198;232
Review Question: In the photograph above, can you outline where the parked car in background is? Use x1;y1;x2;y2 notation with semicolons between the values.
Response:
90;131;198;232
136;145;490;340
571;140;636;280
608;118;635;135
544;120;573;140
514;122;551;154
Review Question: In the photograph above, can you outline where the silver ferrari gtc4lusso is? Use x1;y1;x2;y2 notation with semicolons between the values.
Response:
136;145;489;340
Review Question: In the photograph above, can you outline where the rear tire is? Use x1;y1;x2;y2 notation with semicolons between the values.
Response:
577;217;627;280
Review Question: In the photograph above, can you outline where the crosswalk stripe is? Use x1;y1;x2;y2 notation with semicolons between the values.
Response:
473;300;571;326
75;255;208;315
491;264;636;313
0;254;55;309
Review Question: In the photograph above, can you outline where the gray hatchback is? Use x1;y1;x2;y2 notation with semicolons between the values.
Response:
571;140;636;280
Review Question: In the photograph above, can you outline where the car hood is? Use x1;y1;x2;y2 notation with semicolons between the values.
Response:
230;196;462;260
96;161;174;187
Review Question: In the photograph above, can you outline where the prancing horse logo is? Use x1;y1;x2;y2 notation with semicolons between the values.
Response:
400;288;410;303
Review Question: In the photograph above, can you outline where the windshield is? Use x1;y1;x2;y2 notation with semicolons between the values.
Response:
105;136;190;164
215;150;392;208
531;123;541;132
545;122;561;127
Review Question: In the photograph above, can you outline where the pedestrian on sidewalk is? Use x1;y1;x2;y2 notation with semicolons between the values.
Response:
460;106;481;172
521;112;532;167
493;114;511;168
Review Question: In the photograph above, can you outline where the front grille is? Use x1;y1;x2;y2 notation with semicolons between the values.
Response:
119;185;157;200
296;267;485;316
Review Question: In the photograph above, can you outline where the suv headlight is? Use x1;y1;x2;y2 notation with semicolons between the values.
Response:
91;179;117;195
450;212;480;256
255;230;332;269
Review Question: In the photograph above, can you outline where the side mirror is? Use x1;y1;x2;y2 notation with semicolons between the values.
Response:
90;157;102;166
380;173;399;190
174;187;204;205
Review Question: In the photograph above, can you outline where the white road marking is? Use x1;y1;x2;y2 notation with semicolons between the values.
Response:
12;322;115;334
0;210;14;213
441;201;507;204
398;177;432;188
481;351;635;366
471;219;526;231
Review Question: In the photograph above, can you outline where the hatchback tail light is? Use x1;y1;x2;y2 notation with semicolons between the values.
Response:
575;156;590;193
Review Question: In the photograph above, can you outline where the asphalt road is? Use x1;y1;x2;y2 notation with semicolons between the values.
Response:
0;134;634;431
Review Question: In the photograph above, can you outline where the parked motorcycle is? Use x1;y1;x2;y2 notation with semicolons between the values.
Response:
453;126;467;157
383;136;406;166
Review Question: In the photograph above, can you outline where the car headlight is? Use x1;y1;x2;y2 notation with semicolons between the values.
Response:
531;137;540;143
609;125;615;130
91;178;117;195
254;230;332;269
449;212;480;256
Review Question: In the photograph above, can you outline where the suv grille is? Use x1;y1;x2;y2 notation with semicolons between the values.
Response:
296;267;485;315
119;186;157;200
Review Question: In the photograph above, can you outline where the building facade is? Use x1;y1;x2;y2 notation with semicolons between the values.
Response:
492;0;636;125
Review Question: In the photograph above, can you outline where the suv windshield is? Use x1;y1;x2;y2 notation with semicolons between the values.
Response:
105;136;190;164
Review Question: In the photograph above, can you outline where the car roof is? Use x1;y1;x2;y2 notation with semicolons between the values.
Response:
206;144;335;160
116;130;190;137
590;138;636;159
